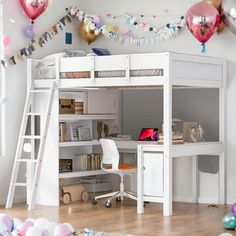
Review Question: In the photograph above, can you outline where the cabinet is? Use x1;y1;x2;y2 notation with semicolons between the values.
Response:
35;89;119;206
143;153;163;197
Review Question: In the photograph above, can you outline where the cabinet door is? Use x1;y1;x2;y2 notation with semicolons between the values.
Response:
143;153;163;197
87;91;117;114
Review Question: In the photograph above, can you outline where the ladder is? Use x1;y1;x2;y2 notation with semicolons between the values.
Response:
6;81;56;210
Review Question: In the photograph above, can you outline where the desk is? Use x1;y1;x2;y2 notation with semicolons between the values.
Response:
137;142;225;216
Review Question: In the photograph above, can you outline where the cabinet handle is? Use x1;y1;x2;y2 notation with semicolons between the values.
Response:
143;166;146;170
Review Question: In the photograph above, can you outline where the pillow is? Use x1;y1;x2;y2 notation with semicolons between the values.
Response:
64;49;87;57
90;48;111;56
36;53;64;68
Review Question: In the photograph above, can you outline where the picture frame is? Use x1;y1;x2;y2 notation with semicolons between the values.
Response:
69;124;83;141
183;122;197;142
78;127;91;141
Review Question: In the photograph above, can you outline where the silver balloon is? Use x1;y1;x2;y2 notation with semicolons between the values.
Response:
222;0;236;35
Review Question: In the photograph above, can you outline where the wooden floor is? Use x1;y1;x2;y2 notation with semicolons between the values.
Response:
0;200;234;236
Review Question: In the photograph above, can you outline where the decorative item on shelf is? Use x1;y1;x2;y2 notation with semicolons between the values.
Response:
69;123;83;141
60;181;89;205
197;124;205;142
59;122;66;142
109;124;118;137
183;122;198;142
158;132;184;144
59;99;75;114
59;159;73;173
78;127;91;141
103;124;109;137
186;1;220;53
190;127;198;143
97;121;103;140
75;101;84;114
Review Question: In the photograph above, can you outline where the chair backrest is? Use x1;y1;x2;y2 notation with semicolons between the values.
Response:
100;139;119;170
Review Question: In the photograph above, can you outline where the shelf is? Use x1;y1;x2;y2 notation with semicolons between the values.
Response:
59;114;118;121
59;139;100;147
59;170;107;178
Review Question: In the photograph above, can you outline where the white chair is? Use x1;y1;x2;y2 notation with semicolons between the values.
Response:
93;139;137;208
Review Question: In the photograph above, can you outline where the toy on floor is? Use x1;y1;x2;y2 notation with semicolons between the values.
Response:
60;183;89;205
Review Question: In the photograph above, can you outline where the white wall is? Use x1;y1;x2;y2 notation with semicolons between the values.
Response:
0;0;85;204
1;0;236;205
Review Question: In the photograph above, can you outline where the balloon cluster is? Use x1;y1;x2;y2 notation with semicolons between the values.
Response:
0;214;75;236
222;203;236;230
186;0;236;53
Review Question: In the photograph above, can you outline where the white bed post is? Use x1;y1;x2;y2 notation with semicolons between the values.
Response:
192;155;198;203
219;59;227;204
137;145;144;214
163;53;172;216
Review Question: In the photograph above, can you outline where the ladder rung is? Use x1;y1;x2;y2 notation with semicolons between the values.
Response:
25;113;43;116
16;159;38;163
13;183;29;187
21;135;42;139
30;89;50;93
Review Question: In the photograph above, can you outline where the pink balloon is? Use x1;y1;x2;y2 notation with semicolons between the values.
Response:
2;35;11;47
54;224;72;236
186;2;220;44
20;0;48;21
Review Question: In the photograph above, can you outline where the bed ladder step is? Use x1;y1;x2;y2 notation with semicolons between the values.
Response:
6;81;56;210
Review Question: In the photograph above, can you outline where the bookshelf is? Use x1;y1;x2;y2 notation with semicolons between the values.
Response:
35;89;119;206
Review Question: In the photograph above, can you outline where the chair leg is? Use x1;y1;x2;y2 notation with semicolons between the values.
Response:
95;191;119;201
107;192;121;203
124;191;137;201
120;175;124;201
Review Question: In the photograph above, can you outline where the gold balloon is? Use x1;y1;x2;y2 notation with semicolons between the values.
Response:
204;0;225;32
79;22;99;44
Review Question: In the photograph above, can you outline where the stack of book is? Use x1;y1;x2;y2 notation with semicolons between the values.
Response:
158;132;184;144
74;153;101;171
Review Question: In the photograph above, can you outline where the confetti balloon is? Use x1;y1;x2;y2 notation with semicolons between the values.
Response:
222;213;236;229
0;215;13;233
20;0;48;21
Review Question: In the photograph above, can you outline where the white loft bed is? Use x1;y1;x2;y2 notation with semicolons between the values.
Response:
27;52;226;216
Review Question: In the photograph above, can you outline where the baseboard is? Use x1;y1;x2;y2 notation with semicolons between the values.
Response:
173;196;193;203
0;194;26;206
173;196;219;204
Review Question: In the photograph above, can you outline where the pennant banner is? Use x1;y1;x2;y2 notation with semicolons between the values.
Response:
1;8;185;67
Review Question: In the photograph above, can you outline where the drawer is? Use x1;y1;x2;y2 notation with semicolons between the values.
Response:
143;153;163;197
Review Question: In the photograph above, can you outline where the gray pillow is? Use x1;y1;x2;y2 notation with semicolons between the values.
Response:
64;49;87;57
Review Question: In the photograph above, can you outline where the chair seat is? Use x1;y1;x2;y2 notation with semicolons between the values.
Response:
105;163;137;171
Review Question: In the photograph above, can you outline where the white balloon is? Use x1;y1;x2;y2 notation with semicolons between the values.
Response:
13;218;23;229
25;227;42;236
34;218;49;230
47;221;57;235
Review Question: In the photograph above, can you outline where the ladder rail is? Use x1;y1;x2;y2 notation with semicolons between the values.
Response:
28;82;55;210
6;85;33;208
6;81;56;209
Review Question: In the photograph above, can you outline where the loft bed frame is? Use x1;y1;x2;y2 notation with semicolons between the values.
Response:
28;52;224;89
27;52;226;216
